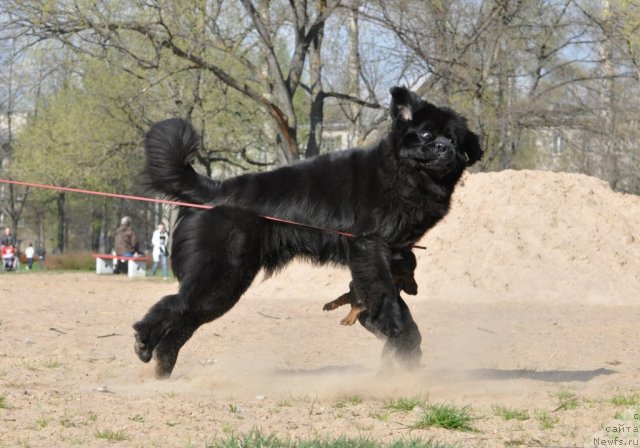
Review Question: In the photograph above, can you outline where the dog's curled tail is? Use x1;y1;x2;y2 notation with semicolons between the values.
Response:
143;118;219;204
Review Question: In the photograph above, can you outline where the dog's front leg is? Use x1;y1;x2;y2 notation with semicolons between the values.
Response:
348;237;403;338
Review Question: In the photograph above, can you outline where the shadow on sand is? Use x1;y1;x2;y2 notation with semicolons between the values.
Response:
470;367;616;383
275;364;370;376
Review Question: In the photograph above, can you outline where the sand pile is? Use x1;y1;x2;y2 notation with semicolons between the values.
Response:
263;170;640;305
420;170;640;304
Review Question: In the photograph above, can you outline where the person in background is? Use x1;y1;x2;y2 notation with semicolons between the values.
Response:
24;242;35;270
151;222;169;280
1;226;16;248
36;241;46;270
113;216;139;274
1;227;18;271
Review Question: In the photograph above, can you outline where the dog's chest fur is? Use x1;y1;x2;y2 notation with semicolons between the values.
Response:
380;170;455;246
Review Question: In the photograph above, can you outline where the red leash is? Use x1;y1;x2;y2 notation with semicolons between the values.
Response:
0;178;425;248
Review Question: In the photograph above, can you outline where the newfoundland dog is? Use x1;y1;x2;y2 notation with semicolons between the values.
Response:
133;86;483;377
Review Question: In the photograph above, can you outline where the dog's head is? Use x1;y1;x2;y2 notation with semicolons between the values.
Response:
389;86;483;175
390;248;418;296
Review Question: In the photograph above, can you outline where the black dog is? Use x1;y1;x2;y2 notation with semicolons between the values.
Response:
134;86;482;377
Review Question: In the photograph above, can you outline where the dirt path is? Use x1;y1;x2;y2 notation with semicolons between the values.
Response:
1;271;639;447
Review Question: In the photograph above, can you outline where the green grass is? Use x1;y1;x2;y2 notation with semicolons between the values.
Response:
537;411;559;430
36;417;48;429
611;393;640;406
334;394;364;408
95;429;128;441
384;397;427;412
553;390;578;411
19;360;40;372
0;394;8;409
492;405;530;421
206;429;458;447
43;360;63;369
412;403;475;432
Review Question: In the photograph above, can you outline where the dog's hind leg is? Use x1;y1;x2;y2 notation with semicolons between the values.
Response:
340;305;366;326
151;261;259;378
133;208;261;378
322;292;352;311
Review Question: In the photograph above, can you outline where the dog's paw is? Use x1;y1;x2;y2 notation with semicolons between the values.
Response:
133;321;153;363
323;301;339;311
340;305;366;326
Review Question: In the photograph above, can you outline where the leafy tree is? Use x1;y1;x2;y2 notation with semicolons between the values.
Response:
12;63;143;252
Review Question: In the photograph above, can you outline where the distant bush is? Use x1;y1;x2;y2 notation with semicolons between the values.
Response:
45;252;96;271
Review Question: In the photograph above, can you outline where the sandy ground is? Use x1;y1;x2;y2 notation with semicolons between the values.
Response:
1;170;640;447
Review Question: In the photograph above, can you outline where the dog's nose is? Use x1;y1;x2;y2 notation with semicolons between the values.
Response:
433;136;452;154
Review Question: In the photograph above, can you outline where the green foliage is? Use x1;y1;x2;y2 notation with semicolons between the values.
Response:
206;429;457;448
13;62;143;193
334;394;364;408
383;397;427;412
536;411;559;430
553;390;579;411
95;429;128;441
611;393;640;407
492;405;530;421
411;404;475;432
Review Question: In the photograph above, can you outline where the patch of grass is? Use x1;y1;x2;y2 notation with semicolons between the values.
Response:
0;394;8;409
613;408;640;421
43;360;63;369
95;429;128;441
334;394;364;408
86;412;97;423
276;399;292;408
537;411;559;430
36;417;48;429
19;360;40;372
371;411;391;422
160;390;177;399
493;405;530;421
384;397;427;412
129;414;145;423
412;403;475;432
206;429;459;447
611;393;640;406
59;417;75;428
553;389;578;411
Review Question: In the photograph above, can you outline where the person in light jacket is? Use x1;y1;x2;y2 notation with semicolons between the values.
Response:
151;222;169;279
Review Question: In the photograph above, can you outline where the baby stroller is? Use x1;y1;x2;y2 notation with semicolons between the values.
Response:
2;245;17;271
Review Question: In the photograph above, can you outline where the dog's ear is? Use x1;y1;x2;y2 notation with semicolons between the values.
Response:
389;86;414;125
462;129;483;166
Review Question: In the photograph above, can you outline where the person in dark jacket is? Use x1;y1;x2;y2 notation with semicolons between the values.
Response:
113;216;139;274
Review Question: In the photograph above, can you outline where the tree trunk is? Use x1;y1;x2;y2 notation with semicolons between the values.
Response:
56;192;65;253
347;4;362;147
306;0;327;159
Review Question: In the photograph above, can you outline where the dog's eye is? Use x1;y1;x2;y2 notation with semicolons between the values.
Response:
419;131;431;139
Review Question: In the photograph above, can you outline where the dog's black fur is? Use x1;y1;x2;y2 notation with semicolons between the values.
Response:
133;86;482;377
